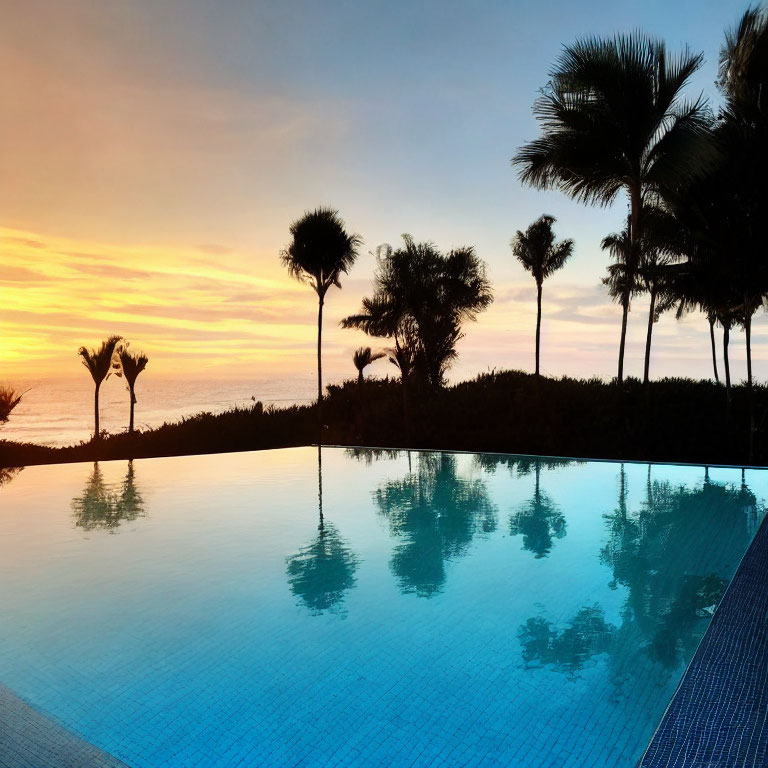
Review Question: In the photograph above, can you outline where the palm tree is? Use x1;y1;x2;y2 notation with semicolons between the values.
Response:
601;226;641;379
78;335;121;440
117;344;149;434
513;32;712;383
280;207;361;426
0;385;24;425
511;214;573;377
718;7;768;391
352;346;384;391
342;235;493;389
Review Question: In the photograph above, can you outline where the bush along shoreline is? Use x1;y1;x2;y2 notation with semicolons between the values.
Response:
1;371;766;470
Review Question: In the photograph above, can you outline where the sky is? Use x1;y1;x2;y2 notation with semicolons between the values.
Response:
0;0;763;386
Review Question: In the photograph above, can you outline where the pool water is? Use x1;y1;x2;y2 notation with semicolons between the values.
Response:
0;448;764;767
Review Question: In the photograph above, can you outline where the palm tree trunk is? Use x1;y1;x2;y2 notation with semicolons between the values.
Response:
643;287;656;385
129;385;136;433
709;316;719;383
745;310;754;463
94;382;100;440
535;281;542;377
745;310;753;389
723;324;732;411
617;295;629;384
357;370;364;390
317;293;324;431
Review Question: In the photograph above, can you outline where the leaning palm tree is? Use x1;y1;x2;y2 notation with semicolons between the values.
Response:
513;32;713;383
511;214;573;377
352;346;385;390
280;207;361;426
78;335;121;440
117;344;149;434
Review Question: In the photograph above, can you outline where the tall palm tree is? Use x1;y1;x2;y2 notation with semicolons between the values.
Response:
601;226;641;380
352;346;384;390
117;345;149;434
78;335;121;440
511;214;573;377
718;7;768;391
513;32;712;383
280;207;361;426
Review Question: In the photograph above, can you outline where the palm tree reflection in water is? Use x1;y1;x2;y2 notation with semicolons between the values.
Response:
375;452;497;598
71;460;145;532
519;465;759;680
286;445;359;615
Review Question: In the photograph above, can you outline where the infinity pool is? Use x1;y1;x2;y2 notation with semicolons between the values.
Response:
0;448;765;767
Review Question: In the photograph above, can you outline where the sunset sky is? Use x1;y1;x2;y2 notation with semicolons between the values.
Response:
1;0;763;386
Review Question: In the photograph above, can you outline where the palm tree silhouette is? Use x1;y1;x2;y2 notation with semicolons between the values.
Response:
342;235;492;389
0;385;24;425
511;215;573;377
280;208;361;428
513;33;712;383
601;226;640;378
117;344;148;434
78;335;121;440
352;346;384;391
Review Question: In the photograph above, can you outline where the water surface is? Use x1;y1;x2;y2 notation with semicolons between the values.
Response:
0;448;764;767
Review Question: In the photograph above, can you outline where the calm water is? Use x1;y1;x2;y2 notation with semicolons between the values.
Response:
0;376;318;447
0;448;765;767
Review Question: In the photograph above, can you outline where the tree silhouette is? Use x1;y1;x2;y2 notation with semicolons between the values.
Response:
342;235;493;389
514;33;712;383
511;215;573;377
352;346;384;391
0;385;24;425
117;344;148;434
281;208;361;428
375;452;496;597
78;335;122;440
71;460;145;532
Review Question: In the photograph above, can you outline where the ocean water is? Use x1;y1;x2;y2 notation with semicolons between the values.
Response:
0;376;319;447
0;448;765;767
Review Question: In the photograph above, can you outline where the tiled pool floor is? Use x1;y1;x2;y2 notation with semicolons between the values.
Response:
0;683;128;767
639;511;768;767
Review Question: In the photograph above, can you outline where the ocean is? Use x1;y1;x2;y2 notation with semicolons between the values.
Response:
1;375;322;447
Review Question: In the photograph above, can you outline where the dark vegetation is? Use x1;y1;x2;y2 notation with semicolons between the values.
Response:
2;370;766;468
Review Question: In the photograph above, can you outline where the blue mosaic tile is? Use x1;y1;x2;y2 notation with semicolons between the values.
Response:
0;683;129;767
640;514;768;767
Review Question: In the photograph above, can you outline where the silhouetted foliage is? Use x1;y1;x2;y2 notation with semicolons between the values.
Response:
4;372;768;468
513;32;713;383
281;207;361;423
342;235;493;390
78;335;122;440
0;386;24;425
512;215;573;377
117;344;149;434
